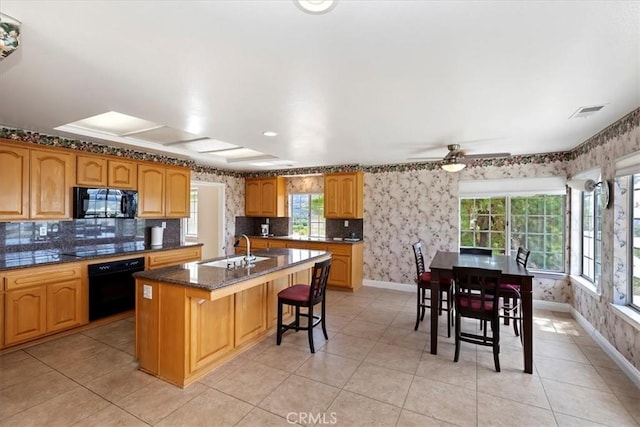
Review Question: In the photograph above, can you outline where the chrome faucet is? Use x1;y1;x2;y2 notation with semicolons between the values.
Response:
241;234;256;265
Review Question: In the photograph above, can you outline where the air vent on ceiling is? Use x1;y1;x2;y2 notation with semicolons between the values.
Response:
570;105;605;119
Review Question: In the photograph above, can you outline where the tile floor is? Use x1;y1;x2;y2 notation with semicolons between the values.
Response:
1;286;639;426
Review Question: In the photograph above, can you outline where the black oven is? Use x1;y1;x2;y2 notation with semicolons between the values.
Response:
87;257;145;321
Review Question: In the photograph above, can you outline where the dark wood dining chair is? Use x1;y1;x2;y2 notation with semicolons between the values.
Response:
276;258;331;353
459;247;493;256
412;242;454;336
498;247;530;338
452;266;502;372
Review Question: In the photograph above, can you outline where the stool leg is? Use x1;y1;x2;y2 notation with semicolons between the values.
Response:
321;298;329;340
276;301;283;345
308;305;315;353
414;287;421;331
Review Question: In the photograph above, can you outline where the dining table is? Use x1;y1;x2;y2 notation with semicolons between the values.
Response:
428;250;535;374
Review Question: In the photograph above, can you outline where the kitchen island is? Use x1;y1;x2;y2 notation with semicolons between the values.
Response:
133;248;330;388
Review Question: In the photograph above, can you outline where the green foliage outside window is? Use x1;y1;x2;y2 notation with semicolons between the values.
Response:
290;194;325;238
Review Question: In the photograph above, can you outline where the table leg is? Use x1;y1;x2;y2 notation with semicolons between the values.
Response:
430;271;440;355
522;278;533;374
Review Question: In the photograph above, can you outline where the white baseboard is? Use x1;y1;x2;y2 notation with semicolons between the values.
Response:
363;279;414;293
572;308;640;390
363;280;640;388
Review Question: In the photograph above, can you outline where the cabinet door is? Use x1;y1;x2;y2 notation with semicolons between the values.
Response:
190;295;235;373
108;159;137;189
46;280;82;332
138;165;165;218
245;179;261;216
76;155;107;187
5;286;46;345
235;284;267;347
267;275;292;328
323;175;341;218
0;144;29;220
146;247;202;269
30;149;73;219
165;167;190;218
328;254;351;288
339;175;358;218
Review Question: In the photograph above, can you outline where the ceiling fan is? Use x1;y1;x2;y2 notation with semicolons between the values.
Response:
408;144;511;172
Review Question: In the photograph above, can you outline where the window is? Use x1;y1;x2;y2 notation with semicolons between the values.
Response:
186;189;198;236
581;188;602;283
630;175;640;310
290;193;325;238
459;195;565;271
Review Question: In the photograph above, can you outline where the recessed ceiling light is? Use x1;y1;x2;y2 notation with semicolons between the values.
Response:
294;0;338;15
262;131;278;137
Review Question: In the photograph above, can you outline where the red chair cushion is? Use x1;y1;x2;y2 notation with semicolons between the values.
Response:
498;283;520;294
278;284;310;302
419;271;452;285
457;295;494;311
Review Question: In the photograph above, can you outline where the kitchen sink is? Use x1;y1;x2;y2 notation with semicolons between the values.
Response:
201;255;269;268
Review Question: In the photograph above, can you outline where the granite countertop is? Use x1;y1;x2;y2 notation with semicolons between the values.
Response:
134;247;330;291
0;242;204;271
247;235;364;244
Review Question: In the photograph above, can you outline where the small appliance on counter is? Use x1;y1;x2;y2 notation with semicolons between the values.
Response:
151;226;164;247
344;232;360;242
261;223;269;237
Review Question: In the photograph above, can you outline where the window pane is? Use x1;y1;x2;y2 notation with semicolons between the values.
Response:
289;193;325;238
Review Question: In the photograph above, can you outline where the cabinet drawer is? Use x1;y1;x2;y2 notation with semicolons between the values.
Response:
5;264;82;290
326;244;351;256
147;247;202;269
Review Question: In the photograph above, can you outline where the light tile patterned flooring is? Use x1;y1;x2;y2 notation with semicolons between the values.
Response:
1;286;639;426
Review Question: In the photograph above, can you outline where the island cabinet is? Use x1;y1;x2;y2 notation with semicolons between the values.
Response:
76;155;137;190
138;164;190;218
3;263;84;346
245;177;286;217
135;250;327;388
323;172;364;219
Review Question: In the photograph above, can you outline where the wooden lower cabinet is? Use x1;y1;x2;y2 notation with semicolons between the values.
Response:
190;296;234;373
4;263;84;347
136;259;320;387
5;286;46;345
146;246;202;269
234;284;267;347
47;280;83;333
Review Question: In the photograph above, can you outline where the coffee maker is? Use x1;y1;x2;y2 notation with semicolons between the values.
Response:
261;223;269;236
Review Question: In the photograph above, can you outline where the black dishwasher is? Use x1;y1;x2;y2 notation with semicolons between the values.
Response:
87;257;145;321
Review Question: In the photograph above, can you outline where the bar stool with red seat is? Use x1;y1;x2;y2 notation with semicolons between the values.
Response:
276;258;332;353
412;241;454;336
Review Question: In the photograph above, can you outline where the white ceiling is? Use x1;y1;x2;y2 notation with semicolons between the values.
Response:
0;1;638;171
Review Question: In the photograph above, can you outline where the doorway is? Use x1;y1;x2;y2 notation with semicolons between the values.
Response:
185;181;225;259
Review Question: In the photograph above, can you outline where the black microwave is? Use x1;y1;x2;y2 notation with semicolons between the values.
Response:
73;187;138;219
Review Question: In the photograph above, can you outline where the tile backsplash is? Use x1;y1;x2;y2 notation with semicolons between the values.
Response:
234;216;364;240
0;218;181;255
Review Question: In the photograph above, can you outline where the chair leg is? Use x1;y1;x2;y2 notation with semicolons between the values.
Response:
492;318;501;372
295;306;300;331
454;313;461;363
321;298;329;340
308;305;315;353
414;287;421;331
420;288;426;321
512;303;520;337
276;301;283;345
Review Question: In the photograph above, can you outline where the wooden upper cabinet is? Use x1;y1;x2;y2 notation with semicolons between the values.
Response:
76;155;107;187
108;159;137;189
165;167;190;218
137;164;166;218
323;172;364;219
244;177;286;217
30;149;74;220
0;144;29;220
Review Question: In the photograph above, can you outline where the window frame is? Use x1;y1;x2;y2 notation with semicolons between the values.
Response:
629;175;640;311
289;193;325;238
459;194;566;272
185;189;198;237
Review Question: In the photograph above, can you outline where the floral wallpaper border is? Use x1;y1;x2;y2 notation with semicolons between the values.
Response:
1;106;638;176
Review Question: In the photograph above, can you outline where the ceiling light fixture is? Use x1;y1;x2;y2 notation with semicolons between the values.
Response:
262;131;278;137
441;157;466;173
294;0;338;15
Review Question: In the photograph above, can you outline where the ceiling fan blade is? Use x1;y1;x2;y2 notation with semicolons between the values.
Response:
462;152;511;160
406;156;441;161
